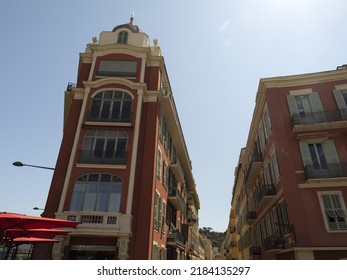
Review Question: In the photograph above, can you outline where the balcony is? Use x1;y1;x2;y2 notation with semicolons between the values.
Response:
246;211;257;225
167;231;185;248
244;152;263;189
291;110;347;132
87;110;131;123
78;150;126;165
304;163;346;180
170;157;185;183
264;235;285;252
169;187;187;214
257;184;276;212
249;246;261;256
60;211;120;230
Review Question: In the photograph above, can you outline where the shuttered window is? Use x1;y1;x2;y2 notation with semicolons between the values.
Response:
319;192;347;231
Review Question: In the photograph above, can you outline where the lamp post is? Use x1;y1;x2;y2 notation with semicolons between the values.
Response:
33;207;45;211
12;161;55;170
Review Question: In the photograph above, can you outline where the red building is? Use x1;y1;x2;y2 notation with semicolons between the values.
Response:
232;65;347;259
36;17;201;260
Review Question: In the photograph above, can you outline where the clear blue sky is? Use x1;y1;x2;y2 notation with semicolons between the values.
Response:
1;0;346;232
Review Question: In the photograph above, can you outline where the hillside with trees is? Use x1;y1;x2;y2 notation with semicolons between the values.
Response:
199;227;224;248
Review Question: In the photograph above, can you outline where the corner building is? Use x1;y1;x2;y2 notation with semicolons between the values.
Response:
38;17;201;260
232;66;347;259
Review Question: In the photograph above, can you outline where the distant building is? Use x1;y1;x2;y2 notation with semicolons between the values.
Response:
202;237;213;260
35;16;201;260
221;208;238;259
232;66;347;259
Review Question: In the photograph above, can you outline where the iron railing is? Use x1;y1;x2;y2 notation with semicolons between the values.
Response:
304;163;347;179
87;110;131;122
291;110;347;126
78;150;127;165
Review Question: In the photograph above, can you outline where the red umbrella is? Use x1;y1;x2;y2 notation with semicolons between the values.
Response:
12;237;60;244
0;212;78;230
4;228;70;239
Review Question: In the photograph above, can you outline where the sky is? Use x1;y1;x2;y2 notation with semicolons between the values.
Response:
1;0;346;232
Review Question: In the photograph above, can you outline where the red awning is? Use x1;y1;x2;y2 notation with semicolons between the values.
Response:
12;237;60;244
4;228;70;239
0;212;78;230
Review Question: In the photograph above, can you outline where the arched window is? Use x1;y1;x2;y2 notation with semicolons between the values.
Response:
117;31;128;44
88;90;132;122
69;173;122;212
79;130;127;165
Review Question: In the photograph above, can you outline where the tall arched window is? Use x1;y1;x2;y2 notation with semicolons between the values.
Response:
69;173;122;212
79;129;127;165
88;90;132;122
117;31;128;44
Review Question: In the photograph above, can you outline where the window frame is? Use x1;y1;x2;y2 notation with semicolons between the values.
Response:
318;191;347;232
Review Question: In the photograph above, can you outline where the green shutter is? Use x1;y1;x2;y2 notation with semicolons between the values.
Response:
333;89;347;120
286;95;298;117
309;92;324;111
299;141;312;167
323;139;340;164
309;92;326;122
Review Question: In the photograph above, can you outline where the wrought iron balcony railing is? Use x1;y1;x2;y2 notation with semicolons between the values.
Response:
291;109;347;126
264;235;285;252
87;110;131;122
168;187;187;214
78;150;127;165
304;163;347;179
167;231;185;248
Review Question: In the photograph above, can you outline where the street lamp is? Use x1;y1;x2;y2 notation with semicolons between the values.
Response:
33;207;45;211
12;161;55;170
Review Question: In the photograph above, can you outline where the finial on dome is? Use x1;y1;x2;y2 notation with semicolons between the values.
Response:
130;12;134;23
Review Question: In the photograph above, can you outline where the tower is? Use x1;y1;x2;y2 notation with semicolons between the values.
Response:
39;17;201;260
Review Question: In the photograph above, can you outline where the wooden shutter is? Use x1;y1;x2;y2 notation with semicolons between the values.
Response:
333;89;347;120
299;141;312;167
323;139;340;164
286;95;298;117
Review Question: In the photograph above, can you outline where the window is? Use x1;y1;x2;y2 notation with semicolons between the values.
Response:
156;149;162;179
162;201;167;234
89;90;132;122
117;31;128;44
286;92;325;124
97;60;137;77
269;150;280;183
318;192;347;231
79;130;127;165
162;161;168;189
299;139;342;179
69;173;122;212
154;192;159;230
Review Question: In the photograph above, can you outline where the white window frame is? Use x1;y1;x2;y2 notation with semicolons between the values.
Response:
317;191;347;232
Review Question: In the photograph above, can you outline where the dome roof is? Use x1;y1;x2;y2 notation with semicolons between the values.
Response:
112;15;142;33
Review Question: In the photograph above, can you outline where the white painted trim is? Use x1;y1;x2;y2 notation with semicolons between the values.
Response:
125;58;147;215
289;88;313;96
335;84;347;90
57;88;89;212
76;163;126;169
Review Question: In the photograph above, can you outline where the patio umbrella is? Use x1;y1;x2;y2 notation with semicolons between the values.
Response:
0;212;78;244
4;228;70;239
12;237;60;244
0;212;78;230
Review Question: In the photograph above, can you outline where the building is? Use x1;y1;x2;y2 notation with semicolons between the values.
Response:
36;16;201;260
232;66;347;260
221;208;238;259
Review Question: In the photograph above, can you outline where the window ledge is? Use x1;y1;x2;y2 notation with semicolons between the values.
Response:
85;121;132;127
299;178;347;188
76;163;126;169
